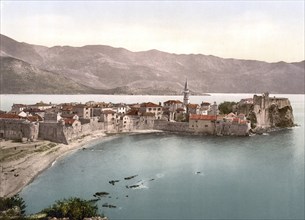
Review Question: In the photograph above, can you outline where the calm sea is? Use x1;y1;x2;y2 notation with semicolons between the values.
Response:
2;94;304;219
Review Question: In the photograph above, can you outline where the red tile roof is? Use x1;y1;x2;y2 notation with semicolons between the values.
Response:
201;102;210;106
62;105;74;111
232;118;240;122
226;112;237;118
64;119;76;126
164;100;183;105
102;110;116;114
189;114;217;121
187;104;199;109
126;110;139;116
142;112;155;117
140;102;161;108
73;104;89;108
0;114;21;119
26;116;41;122
23;108;45;113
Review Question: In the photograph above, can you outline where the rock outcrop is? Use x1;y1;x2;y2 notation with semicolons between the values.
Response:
237;93;294;132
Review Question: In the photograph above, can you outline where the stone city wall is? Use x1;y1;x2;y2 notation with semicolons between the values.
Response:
215;121;250;136
39;122;68;144
253;94;294;129
40;118;105;144
0;119;39;141
154;120;192;133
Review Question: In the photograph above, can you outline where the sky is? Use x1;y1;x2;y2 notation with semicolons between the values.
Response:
0;0;304;62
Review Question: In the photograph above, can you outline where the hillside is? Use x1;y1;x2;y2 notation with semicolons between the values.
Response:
0;34;304;94
0;57;96;94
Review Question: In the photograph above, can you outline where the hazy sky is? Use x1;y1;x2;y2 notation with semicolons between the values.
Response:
0;0;304;62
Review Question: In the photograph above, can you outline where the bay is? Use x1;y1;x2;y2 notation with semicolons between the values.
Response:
1;94;303;219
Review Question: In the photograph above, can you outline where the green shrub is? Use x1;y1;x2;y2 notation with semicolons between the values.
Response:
0;194;26;218
42;197;99;220
218;101;237;114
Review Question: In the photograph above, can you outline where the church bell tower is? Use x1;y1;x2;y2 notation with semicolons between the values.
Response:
183;79;190;106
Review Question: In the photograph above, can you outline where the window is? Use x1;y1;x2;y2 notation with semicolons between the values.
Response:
148;108;152;111
205;125;208;127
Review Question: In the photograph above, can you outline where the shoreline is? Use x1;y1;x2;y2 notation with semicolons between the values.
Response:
0;129;162;198
1;130;107;197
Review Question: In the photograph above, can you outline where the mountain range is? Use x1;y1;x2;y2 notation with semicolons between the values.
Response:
0;34;304;94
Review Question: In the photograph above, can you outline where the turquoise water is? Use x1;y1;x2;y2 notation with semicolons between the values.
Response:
17;94;304;219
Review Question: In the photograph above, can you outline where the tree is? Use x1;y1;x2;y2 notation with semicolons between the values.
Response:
42;197;99;220
218;101;237;114
0;194;26;219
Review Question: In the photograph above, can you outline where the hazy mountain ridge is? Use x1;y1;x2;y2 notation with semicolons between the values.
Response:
0;34;304;94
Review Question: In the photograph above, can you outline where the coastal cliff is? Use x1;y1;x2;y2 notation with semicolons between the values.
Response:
237;93;294;132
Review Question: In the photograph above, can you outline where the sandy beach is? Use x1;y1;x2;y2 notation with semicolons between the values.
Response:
0;130;107;198
0;129;162;198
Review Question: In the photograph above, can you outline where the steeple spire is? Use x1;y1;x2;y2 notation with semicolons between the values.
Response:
183;78;190;106
184;78;188;90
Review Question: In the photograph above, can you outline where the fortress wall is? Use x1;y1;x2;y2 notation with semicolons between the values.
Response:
215;121;250;136
253;94;294;129
0;119;39;141
154;120;192;132
137;116;155;130
39;122;68;144
269;98;291;109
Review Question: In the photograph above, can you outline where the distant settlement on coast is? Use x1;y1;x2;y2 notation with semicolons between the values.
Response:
0;80;295;144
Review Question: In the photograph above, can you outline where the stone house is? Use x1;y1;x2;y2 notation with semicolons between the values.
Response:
61;104;74;114
28;102;53;110
208;101;218;116
189;114;217;134
10;104;27;114
187;104;200;115
23;108;45;118
139;112;155;130
199;102;210;115
61;113;79;120
101;110;118;132
163;100;184;121
224;112;237;122
113;103;129;114
121;109;140;132
0;114;39;141
139;102;162;119
44;112;62;122
73;104;92;119
164;100;184;111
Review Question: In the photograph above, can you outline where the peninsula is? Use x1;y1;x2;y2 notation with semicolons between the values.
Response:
0;84;295;197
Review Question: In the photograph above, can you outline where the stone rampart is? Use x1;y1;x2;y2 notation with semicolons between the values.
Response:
0;119;39;141
40;118;105;144
39;122;68;144
252;94;294;129
154;120;192;133
215;121;249;136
